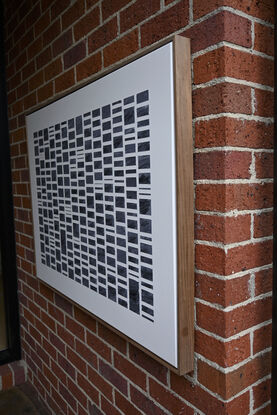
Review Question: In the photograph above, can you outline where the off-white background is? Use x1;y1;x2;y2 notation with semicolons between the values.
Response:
27;42;178;367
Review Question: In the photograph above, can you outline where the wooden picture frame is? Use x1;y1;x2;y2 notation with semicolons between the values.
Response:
26;35;194;375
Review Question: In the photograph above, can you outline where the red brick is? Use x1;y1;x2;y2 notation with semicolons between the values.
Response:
254;323;272;354
195;214;251;243
75;339;97;369
253;378;271;409
24;92;37;110
195;273;251;307
27;37;43;62
19;28;34;51
255;268;272;296
29;70;44;92
255;23;274;56
51;387;68;414
74;7;100;41
196;240;272;275
59;382;77;411
53;30;73;57
141;0;189;47
55;292;73;315
255;152;273;179
49;331;66;354
255;404;271;415
101;397;121;415
99;359;127;396
76;53;102;82
130;385;167;415
88;365;113;401
1;371;13;390
195;117;273;149
66;346;87;375
129;344;168;384
102;0;130;21
87;331;112;362
74;306;96;332
193;0;274;23
34;11;50;37
64;41;86;69
196;330;250;367
12;100;23;117
62;0;85;30
42;20;61;47
11;361;27;385
198;352;271;399
48;303;64;325
120;0;160;33
66;315;85;340
194;46;274;87
8;89;17;105
41;310;56;331
25;3;41;29
58;352;76;379
39;282;54;301
55;69;75;94
44;58;63;82
193;83;252;117
38;82;54;103
36;344;50;366
51;0;71;21
115;391;142;415
103;30;139;67
185;11;251;54
88;18;118;53
42;338;57;361
14;157;27;170
57;324;75;345
194;151;252;180
51;359;67;384
255;89;274;119
195;245;225;274
98;324;127;354
41;0;55;12
254;211;273;238
196;183;273;212
151;379;195;415
77;373;99;405
8;72;21;91
28;298;40;317
197;297;272;338
86;0;98;8
114;352;146;390
67;378;88;409
36;47;52;69
11;128;26;144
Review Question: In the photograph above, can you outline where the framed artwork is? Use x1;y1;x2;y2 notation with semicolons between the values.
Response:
26;35;194;374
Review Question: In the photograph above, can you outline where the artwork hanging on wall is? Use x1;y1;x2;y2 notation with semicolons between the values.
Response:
26;35;194;374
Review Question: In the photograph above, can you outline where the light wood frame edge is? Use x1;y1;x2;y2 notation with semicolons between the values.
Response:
26;35;194;375
173;35;194;375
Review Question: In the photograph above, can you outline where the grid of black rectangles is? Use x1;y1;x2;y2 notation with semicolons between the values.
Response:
33;89;154;322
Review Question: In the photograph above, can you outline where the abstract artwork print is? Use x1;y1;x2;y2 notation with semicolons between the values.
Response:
34;90;154;322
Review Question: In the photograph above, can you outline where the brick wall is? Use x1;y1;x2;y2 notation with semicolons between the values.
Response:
3;0;274;414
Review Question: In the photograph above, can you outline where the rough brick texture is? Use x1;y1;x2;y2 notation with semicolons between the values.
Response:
3;0;274;414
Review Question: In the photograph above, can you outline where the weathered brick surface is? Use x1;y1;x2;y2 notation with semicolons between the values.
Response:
194;46;274;87
195;118;273;149
195;273;251;306
195;213;251;243
184;11;251;53
194;151;252;180
193;0;274;23
3;0;274;414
